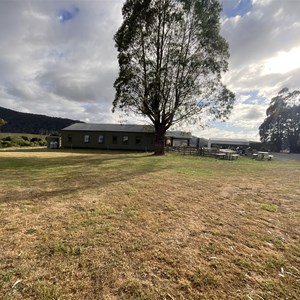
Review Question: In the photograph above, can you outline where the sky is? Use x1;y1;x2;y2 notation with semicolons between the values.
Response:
0;0;299;141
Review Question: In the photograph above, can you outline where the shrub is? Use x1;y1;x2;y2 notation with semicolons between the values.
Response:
1;141;12;147
20;140;31;147
3;136;12;141
13;137;29;147
30;137;42;142
39;140;47;146
0;135;46;148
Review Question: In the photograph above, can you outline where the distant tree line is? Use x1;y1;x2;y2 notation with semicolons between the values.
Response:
259;88;300;153
0;135;47;148
0;106;83;134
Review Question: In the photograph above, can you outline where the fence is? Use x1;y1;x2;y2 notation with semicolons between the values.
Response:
166;146;218;156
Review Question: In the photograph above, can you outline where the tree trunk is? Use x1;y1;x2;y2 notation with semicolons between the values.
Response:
154;123;166;155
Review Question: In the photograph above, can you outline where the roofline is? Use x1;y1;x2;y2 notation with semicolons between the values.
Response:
61;123;154;133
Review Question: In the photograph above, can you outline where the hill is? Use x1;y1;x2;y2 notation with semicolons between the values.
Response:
0;106;83;134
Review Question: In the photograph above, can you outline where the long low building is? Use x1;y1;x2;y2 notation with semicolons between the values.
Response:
207;138;250;148
61;123;191;151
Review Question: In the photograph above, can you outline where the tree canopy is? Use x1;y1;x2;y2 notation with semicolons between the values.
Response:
0;118;7;132
0;118;6;126
113;0;234;154
259;88;300;153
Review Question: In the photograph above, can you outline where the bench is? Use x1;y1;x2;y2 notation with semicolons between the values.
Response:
230;154;239;160
215;153;226;159
252;153;258;159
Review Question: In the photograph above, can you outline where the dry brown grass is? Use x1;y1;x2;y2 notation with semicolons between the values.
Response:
0;149;299;299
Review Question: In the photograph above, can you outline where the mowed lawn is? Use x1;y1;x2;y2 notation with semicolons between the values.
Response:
0;149;299;300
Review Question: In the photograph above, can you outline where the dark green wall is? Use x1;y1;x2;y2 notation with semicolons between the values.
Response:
61;130;155;151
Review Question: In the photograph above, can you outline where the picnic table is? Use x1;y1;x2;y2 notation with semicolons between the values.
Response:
253;151;274;160
218;149;239;160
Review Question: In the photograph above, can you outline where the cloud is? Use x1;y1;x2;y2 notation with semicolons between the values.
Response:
222;0;300;74
214;0;300;139
0;0;123;122
0;0;299;140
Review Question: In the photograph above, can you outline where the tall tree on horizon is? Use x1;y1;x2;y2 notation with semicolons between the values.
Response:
113;0;235;155
259;88;300;153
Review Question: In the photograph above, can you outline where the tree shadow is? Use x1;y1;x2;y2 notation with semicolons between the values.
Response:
0;149;166;204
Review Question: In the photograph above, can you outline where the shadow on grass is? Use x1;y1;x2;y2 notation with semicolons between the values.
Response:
0;149;166;204
0;147;153;155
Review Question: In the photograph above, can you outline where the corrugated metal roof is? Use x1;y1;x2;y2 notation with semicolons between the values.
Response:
62;123;191;138
62;123;155;133
209;138;249;145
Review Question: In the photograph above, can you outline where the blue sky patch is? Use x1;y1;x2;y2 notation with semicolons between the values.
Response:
225;0;253;18
240;90;266;105
58;7;79;23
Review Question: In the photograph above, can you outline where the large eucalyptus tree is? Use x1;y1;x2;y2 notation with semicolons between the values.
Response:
113;0;234;155
259;88;300;153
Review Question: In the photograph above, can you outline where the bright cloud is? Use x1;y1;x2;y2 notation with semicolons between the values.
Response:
262;47;300;75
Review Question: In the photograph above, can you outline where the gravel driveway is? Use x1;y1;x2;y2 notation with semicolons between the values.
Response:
270;152;300;161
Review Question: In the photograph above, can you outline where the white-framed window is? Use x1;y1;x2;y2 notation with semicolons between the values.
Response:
98;135;104;144
123;135;129;144
84;135;90;143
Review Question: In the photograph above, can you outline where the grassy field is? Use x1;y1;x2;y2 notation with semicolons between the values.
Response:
0;149;299;300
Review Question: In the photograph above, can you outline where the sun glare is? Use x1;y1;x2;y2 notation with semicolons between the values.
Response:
262;46;300;75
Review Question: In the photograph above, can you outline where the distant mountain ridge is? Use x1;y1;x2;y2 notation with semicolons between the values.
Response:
0;106;83;134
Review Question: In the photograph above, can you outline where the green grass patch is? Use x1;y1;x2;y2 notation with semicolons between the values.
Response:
260;202;278;212
264;255;286;271
30;281;64;300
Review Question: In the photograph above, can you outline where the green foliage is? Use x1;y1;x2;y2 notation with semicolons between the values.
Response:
2;136;12;141
0;140;12;147
31;281;64;300
113;0;234;154
39;140;47;146
0;117;7;128
21;135;29;141
259;88;300;153
189;269;218;288
260;202;278;212
49;241;83;256
0;134;46;148
264;255;286;271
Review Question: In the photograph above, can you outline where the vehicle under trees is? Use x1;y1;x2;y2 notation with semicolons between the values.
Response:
113;0;235;155
259;88;300;153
